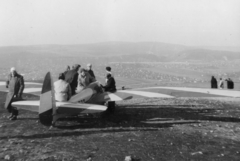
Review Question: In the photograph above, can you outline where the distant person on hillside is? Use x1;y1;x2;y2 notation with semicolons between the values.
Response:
64;64;80;95
230;78;234;89
211;76;217;88
54;73;72;101
218;78;224;89
4;67;25;120
87;63;96;81
226;78;234;89
76;68;95;93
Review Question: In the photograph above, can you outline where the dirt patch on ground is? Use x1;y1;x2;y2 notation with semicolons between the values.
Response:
1;92;240;160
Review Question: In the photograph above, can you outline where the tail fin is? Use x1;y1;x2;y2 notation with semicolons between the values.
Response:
39;72;56;126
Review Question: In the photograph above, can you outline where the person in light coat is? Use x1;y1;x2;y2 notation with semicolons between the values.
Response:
218;78;224;89
54;73;72;102
76;68;95;93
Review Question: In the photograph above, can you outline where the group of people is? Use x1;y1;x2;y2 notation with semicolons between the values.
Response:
54;64;116;102
4;64;116;120
211;76;234;89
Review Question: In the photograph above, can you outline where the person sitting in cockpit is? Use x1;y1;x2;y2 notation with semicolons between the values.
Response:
76;68;95;93
54;73;72;102
101;73;116;113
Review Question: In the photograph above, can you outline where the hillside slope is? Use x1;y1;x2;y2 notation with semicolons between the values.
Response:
0;42;239;62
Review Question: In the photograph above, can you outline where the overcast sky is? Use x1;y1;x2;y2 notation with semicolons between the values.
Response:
0;0;239;47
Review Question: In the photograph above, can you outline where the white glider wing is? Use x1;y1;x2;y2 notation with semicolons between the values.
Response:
86;90;173;104
134;87;240;98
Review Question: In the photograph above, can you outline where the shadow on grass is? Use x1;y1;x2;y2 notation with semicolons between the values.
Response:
117;105;240;123
53;104;240;131
0;128;160;140
1;95;240;139
17;117;38;121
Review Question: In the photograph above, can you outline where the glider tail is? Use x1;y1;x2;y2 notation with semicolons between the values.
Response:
39;72;56;126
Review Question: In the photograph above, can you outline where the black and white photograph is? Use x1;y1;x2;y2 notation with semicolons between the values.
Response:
0;0;240;160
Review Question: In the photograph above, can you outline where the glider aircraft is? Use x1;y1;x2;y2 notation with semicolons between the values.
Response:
0;72;240;127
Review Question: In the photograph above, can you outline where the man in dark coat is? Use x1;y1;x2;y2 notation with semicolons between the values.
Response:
64;64;80;95
4;67;25;120
87;63;96;81
102;73;116;92
231;79;234;89
226;78;234;89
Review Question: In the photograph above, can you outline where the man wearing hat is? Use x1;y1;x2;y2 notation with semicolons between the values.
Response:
5;67;25;120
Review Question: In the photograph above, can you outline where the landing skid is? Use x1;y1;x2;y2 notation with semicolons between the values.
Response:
106;101;116;114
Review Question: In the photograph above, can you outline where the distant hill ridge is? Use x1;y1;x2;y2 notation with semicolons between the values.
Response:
0;42;239;62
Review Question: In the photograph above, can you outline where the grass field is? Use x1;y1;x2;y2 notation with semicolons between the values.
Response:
1;91;240;160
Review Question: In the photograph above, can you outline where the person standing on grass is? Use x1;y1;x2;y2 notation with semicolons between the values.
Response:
4;67;25;120
87;63;96;81
64;64;80;95
211;76;217;88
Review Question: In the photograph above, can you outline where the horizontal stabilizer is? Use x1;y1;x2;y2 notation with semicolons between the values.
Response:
11;100;107;114
12;100;39;112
